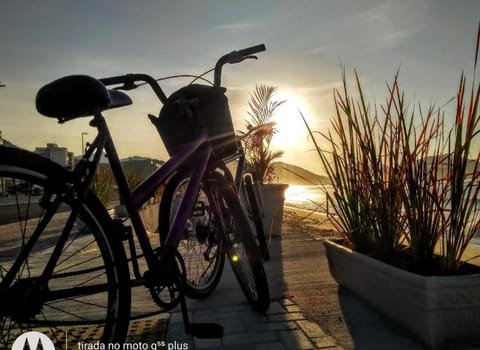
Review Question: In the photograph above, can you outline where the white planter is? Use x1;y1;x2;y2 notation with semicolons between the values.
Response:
324;239;480;349
114;201;160;233
261;183;288;238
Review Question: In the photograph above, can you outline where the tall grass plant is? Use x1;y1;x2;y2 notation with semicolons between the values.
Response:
303;25;480;274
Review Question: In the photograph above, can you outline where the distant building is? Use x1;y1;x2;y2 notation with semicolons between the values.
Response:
35;143;70;167
120;156;164;179
0;131;18;197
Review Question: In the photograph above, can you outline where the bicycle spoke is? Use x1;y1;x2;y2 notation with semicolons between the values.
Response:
55;240;102;274
42;209;81;279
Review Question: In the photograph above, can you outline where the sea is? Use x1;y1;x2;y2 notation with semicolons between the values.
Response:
283;185;480;246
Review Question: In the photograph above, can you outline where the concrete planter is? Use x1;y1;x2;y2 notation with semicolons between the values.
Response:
114;201;160;233
261;183;288;238
324;239;480;349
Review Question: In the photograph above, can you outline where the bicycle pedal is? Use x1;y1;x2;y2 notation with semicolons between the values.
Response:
188;323;224;339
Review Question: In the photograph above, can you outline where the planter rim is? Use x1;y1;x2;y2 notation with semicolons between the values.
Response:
324;239;480;286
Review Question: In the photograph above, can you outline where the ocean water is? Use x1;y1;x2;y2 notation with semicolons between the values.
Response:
284;185;329;213
284;185;480;246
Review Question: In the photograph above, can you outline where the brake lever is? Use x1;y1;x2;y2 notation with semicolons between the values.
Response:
230;55;258;64
113;81;139;91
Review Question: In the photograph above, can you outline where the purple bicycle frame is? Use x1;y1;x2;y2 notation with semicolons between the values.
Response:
98;115;213;269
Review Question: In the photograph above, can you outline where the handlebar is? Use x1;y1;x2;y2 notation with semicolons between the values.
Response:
100;44;266;104
214;44;266;86
100;73;169;104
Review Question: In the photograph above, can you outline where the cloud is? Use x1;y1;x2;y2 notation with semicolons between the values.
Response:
215;21;256;31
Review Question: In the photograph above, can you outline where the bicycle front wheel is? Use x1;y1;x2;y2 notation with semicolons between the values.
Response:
0;147;130;348
159;173;225;299
244;175;270;261
214;177;270;313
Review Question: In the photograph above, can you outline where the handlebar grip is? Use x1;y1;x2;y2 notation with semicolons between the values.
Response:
236;44;266;57
99;75;128;86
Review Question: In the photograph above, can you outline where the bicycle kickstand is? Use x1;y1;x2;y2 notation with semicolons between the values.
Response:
177;276;224;339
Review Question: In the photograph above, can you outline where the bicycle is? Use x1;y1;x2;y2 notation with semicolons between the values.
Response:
156;69;271;301
158;139;270;299
0;44;270;347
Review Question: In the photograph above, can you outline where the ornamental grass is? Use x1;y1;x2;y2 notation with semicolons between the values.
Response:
302;24;480;275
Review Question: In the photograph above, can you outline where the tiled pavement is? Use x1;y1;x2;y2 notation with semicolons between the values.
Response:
163;222;343;350
166;298;340;350
6;216;479;349
162;221;480;350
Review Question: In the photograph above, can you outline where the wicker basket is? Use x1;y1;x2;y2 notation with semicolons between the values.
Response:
150;84;237;160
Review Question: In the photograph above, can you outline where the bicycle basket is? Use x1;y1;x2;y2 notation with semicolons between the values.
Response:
150;84;238;159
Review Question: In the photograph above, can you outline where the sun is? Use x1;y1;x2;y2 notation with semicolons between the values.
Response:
271;92;309;148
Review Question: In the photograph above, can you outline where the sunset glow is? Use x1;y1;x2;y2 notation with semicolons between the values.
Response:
284;185;323;204
1;1;478;174
271;93;309;149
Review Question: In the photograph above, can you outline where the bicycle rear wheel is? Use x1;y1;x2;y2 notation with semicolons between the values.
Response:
213;176;270;313
159;173;225;299
0;147;130;347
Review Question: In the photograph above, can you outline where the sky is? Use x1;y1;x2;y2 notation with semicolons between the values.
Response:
1;0;479;175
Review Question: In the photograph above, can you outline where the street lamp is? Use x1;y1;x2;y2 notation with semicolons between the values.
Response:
81;132;88;156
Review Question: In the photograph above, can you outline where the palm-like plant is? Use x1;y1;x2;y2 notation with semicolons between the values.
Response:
240;84;286;183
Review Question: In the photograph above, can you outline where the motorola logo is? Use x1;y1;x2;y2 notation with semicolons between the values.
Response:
11;331;55;350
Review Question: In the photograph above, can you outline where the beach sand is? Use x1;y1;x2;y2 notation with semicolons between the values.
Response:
455;244;480;266
284;208;480;267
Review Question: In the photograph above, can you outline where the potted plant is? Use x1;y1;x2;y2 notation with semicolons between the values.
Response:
302;27;480;349
240;84;289;237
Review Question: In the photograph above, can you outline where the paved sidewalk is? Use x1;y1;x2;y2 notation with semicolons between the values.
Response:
165;222;341;350
163;221;480;350
27;217;477;349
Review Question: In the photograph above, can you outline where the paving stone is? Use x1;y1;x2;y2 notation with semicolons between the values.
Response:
265;301;286;315
165;323;192;343
222;332;278;347
169;311;191;325
285;304;301;313
268;321;298;331
254;341;287;350
238;312;269;327
212;344;255;350
216;304;252;313
192;310;219;322
311;336;337;349
277;330;315;350
218;317;247;334
194;337;222;349
268;312;305;323
296;319;327;338
279;298;296;307
214;310;240;320
237;322;275;333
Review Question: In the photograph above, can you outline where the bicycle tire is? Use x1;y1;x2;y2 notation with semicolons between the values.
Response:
159;173;225;299
0;147;131;347
244;175;270;261
214;176;270;313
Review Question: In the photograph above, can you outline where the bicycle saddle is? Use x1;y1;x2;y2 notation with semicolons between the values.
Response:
36;75;132;123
